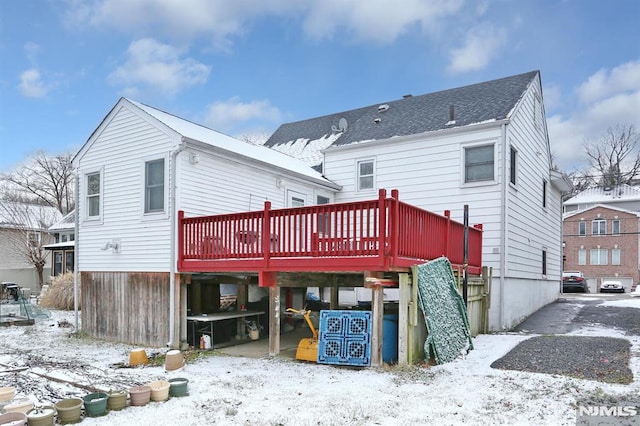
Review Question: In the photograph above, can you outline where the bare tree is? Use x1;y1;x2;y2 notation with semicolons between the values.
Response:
0;201;61;290
585;124;640;187
1;151;75;214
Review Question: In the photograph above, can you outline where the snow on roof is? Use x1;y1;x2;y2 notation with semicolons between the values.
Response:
48;211;75;231
0;201;62;230
268;134;341;168
127;99;335;186
564;184;640;205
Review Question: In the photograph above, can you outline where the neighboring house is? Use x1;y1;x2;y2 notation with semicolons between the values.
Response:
0;201;61;290
72;98;340;347
563;185;640;291
43;211;76;277
265;70;572;330
564;184;640;213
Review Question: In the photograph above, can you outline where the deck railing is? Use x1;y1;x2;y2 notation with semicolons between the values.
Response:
178;189;482;273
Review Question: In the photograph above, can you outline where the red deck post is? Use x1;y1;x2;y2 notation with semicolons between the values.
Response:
444;210;451;259
378;189;387;266
263;201;272;269
389;189;400;268
177;210;185;270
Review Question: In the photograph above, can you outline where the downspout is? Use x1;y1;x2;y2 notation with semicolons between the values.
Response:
499;123;507;329
168;142;186;347
73;171;80;330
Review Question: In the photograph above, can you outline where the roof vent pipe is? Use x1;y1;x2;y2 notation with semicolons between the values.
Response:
446;105;456;125
403;94;412;98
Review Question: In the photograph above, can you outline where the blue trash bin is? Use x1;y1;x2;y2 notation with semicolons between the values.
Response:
383;313;398;363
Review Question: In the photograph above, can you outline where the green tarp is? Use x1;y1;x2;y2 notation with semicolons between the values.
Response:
416;257;473;364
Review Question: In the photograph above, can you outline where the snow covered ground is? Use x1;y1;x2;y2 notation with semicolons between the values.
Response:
1;297;639;425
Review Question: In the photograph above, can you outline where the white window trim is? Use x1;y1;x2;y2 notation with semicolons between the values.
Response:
461;140;498;187
356;158;376;193
140;155;169;220
84;168;103;223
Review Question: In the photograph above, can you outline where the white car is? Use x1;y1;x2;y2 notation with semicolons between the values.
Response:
599;280;625;293
630;286;640;297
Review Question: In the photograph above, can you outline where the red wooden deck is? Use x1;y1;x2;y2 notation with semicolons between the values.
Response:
177;189;482;275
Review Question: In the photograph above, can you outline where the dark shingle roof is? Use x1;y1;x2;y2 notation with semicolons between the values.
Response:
265;71;539;150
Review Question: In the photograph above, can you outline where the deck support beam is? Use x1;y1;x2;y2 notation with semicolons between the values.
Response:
268;285;280;356
364;272;385;367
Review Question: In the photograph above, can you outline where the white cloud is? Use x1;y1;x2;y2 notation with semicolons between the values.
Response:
203;97;283;135
548;62;640;171
577;60;640;104
107;38;211;96
61;0;465;47
301;0;465;44
447;24;505;73
18;69;50;98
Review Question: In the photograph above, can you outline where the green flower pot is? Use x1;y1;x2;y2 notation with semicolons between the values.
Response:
168;378;189;397
83;392;108;417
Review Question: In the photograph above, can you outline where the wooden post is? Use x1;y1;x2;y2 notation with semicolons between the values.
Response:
398;272;410;365
180;276;188;349
268;285;280;356
364;271;388;367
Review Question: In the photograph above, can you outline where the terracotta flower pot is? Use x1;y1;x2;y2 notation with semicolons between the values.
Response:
54;398;83;423
148;380;170;402
164;350;185;371
129;385;151;406
129;348;148;366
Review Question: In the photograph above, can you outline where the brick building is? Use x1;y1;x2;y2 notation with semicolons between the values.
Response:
563;204;640;292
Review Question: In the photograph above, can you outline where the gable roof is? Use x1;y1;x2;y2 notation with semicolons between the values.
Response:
265;71;539;167
75;98;339;189
563;203;640;220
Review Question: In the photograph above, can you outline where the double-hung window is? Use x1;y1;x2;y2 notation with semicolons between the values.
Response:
578;221;586;236
357;159;374;191
145;159;165;213
86;172;101;219
464;144;494;183
592;219;606;236
590;248;608;265
612;219;621;235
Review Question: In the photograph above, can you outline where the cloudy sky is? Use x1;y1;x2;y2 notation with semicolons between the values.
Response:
0;0;638;172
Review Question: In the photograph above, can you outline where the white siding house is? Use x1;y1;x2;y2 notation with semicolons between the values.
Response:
266;71;572;330
73;98;339;346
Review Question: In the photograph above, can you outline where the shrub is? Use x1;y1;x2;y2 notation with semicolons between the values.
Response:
39;272;81;310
